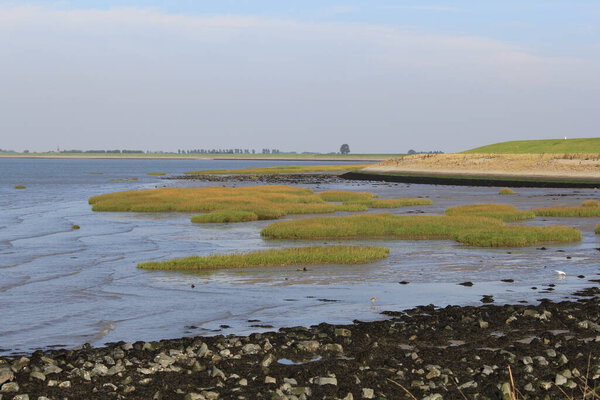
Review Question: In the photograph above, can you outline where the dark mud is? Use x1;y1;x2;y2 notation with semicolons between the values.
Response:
1;290;599;400
341;171;600;188
168;174;344;185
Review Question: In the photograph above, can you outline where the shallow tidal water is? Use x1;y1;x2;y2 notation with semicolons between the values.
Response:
0;158;599;356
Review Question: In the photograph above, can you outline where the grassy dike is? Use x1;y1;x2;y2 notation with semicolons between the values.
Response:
137;246;390;271
462;137;600;154
261;213;582;247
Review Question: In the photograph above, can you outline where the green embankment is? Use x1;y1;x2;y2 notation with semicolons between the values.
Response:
463;138;600;154
137;246;390;271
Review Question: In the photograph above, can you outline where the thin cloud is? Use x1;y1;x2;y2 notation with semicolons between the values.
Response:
0;5;597;152
382;5;458;12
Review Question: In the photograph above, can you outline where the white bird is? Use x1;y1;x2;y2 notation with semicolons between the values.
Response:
554;270;566;279
370;297;378;303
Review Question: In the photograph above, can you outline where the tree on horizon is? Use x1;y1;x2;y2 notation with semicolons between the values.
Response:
340;144;350;155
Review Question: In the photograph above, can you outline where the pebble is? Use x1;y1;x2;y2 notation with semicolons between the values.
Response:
361;388;374;398
314;377;337;386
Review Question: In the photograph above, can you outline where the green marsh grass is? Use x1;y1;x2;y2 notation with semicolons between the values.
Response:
345;198;432;208
445;203;535;222
261;213;503;240
453;225;581;247
71;224;80;230
582;199;600;207
318;190;373;202
595;224;600;234
185;164;370;175
499;188;515;195
191;210;259;223
137;246;390;271
147;172;167;176
13;185;26;189
533;205;600;217
89;185;418;222
261;213;581;247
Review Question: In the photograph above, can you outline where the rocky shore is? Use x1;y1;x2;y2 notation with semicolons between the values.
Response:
1;287;599;400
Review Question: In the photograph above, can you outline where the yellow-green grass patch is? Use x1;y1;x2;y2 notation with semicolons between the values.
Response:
260;213;580;247
191;210;259;223
13;185;26;189
147;172;167;176
582;199;600;207
595;224;600;234
445;203;536;222
261;213;503;241
453;226;581;247
499;188;515;195
344;198;432;208
71;224;80;230
137;246;390;271
318;190;374;202
185;164;370;175
533;205;600;217
88;185;415;222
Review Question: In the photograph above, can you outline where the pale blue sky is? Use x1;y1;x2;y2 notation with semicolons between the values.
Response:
1;1;598;152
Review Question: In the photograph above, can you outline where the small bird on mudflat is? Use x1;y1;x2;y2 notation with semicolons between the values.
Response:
554;270;566;278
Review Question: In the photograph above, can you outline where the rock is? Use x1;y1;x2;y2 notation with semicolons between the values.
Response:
422;395;443;400
201;391;219;400
91;363;109;376
314;377;337;386
0;382;19;393
521;356;533;365
11;357;30;372
58;380;71;388
335;328;352;337
322;343;343;353
481;365;494;376
0;368;14;385
458;381;477;389
261;353;276;367
478;320;489;329
265;376;276;384
296;341;320;352
361;388;375;398
184;393;205;400
154;353;176;368
555;373;567;386
42;365;62;375
426;368;441;379
30;372;45;381
123;385;136;393
12;395;28;400
211;366;226;380
238;378;248;386
242;343;262;355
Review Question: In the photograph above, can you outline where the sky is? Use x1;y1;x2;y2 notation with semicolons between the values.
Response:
1;1;599;153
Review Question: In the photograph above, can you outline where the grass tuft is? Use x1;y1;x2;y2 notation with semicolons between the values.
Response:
345;198;432;208
533;205;600;217
445;203;535;222
318;190;373;202
137;246;390;271
71;224;80;230
453;225;581;247
191;210;259;223
185;164;370;175
581;199;600;207
147;172;167;176
261;213;581;247
13;185;26;189
595;224;600;234
499;187;515;195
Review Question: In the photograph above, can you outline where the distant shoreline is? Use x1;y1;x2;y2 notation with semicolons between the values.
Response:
0;154;391;162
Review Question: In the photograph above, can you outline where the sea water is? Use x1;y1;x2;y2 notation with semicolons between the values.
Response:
0;158;598;355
